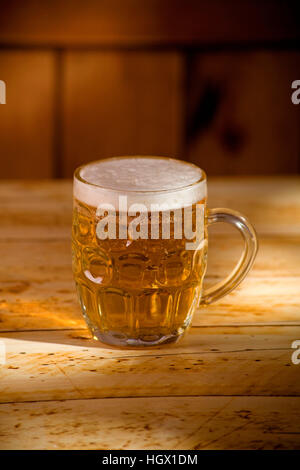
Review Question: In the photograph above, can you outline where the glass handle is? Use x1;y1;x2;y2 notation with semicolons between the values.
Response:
200;208;258;305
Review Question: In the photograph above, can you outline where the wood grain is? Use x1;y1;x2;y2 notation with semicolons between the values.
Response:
0;0;298;46
0;178;299;239
61;51;183;177
0;236;299;330
0;329;299;403
0;178;299;449
0;51;55;178
186;51;300;175
0;181;72;240
0;396;299;449
0;277;299;331
0;2;299;178
0;179;299;330
206;176;300;235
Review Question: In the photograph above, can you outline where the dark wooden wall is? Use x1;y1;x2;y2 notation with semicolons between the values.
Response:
0;0;299;178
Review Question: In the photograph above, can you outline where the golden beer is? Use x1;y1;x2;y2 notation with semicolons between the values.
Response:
72;157;207;346
72;156;258;347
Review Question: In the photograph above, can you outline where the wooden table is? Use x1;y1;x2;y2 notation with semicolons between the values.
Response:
0;177;300;450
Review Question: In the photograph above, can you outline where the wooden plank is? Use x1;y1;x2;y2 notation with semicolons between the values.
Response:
0;179;299;240
0;51;55;178
1;276;298;331
0;329;300;403
1;235;299;284
0;234;299;331
62;51;183;177
0;0;298;46
206;234;300;278
0;396;299;449
197;276;300;326
0;181;72;240
0;179;299;330
207;176;300;235
186;51;300;175
0;180;298;451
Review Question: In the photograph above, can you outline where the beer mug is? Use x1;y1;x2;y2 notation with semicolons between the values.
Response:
72;157;258;347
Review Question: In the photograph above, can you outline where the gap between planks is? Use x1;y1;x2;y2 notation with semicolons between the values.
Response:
1;322;300;334
2;394;300;406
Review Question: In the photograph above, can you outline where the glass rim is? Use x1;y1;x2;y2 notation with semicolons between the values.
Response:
74;156;207;196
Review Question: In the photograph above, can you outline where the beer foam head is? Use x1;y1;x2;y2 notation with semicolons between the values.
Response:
74;157;206;210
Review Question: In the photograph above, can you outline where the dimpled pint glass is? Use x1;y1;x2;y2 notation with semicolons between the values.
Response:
72;156;258;347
